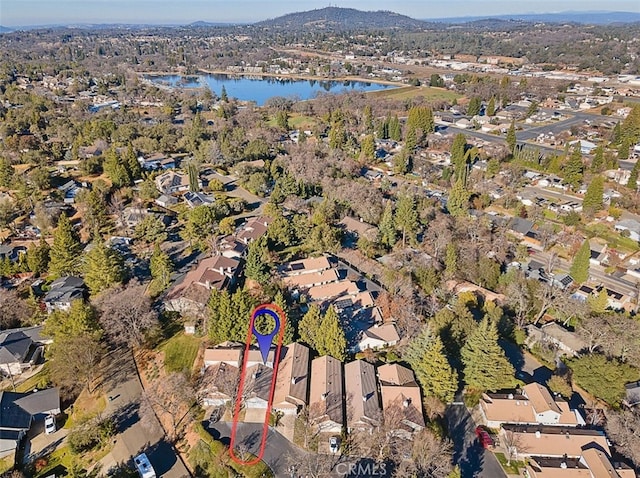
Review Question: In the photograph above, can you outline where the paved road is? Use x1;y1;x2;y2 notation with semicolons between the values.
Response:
500;339;553;384
446;404;506;478
98;348;190;477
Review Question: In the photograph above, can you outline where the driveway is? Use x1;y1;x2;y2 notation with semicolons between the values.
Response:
446;403;506;478
500;339;553;385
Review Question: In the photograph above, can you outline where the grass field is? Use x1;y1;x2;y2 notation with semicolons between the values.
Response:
369;85;461;102
162;333;201;373
267;113;318;131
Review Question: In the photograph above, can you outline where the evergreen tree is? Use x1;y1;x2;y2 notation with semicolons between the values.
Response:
405;327;458;403
377;116;390;139
407;106;434;135
395;194;418;247
187;160;200;193
447;178;469;217
298;304;322;351
150;243;173;293
378;201;396;249
273;291;294;345
26;236;50;275
124;144;142;181
0;158;14;188
360;134;375;161
461;318;515;392
506;121;517;153
570;239;591;284
245;236;271;285
102;147;131;188
389;115;402;141
392;149;411;174
612;122;622;145
275;110;289;130
220;85;228;102
590;145;604;173
363;105;374;134
618;138;630;160
486;97;496;117
328;120;347;149
451;134;469;182
181;205;216;248
208;289;234;344
404;127;417;153
467;96;482;116
583;176;604;215
564;145;584;190
587;288;609;314
628;160;639;190
444;243;458;279
49;214;82;278
316;306;346;360
82;237;124;295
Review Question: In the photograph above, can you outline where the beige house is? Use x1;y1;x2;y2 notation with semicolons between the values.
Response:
237;217;270;245
377;363;425;437
526;450;636;478
309;355;344;433
307;280;360;302
480;383;585;428
279;256;332;276
352;323;400;353
282;268;340;289
272;343;310;415
501;424;610;458
344;360;381;431
198;362;239;407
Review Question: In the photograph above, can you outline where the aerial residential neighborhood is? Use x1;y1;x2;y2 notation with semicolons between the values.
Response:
1;2;640;477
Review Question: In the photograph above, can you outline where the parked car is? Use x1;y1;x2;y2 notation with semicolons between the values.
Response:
329;436;340;454
44;415;56;435
475;426;494;449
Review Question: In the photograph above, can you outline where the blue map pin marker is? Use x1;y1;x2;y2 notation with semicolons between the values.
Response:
251;306;281;365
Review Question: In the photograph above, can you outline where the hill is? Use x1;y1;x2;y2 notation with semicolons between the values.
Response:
428;11;640;25
0;25;13;33
254;7;429;30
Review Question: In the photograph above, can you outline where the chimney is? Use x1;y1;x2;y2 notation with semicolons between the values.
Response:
403;398;411;408
508;393;514;399
561;454;568;469
321;392;328;401
535;430;541;438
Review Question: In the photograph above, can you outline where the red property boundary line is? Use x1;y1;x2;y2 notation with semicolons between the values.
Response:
229;303;286;466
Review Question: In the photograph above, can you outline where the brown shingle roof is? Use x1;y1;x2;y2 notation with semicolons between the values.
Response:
501;424;610;458
307;280;359;301
344;360;380;430
309;355;344;427
377;363;417;386
273;343;310;410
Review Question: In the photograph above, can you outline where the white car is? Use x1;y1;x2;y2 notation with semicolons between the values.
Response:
329;436;339;454
44;415;56;435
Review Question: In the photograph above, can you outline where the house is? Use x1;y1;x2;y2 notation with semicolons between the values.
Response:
500;424;610;459
203;347;243;368
279;256;332;277
138;153;176;171
351;323;400;353
479;383;585;428
218;237;247;259
164;255;241;315
0;327;49;377
282;269;340;290
589;243;608;266
344;360;381;431
0;388;60;458
526;323;588;357
57;180;84;204
309;355;344;433
237;217;270;245
198;362;239;407
183;191;215;209
43;276;86;313
338;216;377;242
121;207;148;229
624;380;640;407
333;291;375;313
272;343;310;415
154;171;191;196
307;280;360;302
507;217;534;238
0;244;27;263
243;364;274;415
155;194;178;208
552;274;574;290
615;219;640;242
377;363;425;438
526;450;636;478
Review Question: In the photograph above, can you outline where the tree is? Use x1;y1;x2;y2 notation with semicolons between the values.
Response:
564;145;584;190
582;176;604;215
94;281;159;348
207;288;256;344
405;327;458;403
570;239;591;284
395;194;418;247
506;121;517;153
103;147;131;188
461;318;515;392
447;178;469;217
604;407;640;468
360;134;375;161
0;158;14;188
590;145;604;172
467;97;482;117
363;104;374;133
547;374;572;399
316;306;347;360
124;144;142;181
587;288;609;314
82;237;125;295
486;97;496;117
407;106;434;135
627;160;639;190
245;236;270;285
134;214;167;244
0;289;33;330
430;74;444;87
567;354;639;407
181;205;216;248
26;236;50;275
218;216;236;236
298;304;322;351
150;244;173;294
378;201;396;249
49;214;82;278
220;85;228;102
389;115;401;141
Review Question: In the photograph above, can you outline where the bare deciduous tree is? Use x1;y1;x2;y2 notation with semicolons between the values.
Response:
0;289;32;330
604;407;640;468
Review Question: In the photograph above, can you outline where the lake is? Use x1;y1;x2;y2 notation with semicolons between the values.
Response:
145;73;395;106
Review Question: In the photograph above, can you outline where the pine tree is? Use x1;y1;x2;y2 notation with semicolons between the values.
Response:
102;147;131;188
363;105;374;134
378;201;396;249
317;306;347;360
612;122;622;144
124;144;142;181
208;289;234;343
220;85;228;102
360;134;375;161
82;237;124;295
150;243;173;293
587;288;609;314
570;239;591;285
187;160;200;192
26;236;50;275
467;96;482;116
486;97;496;117
506;121;517;153
245;236;270;285
49;214;82;278
583;176;604;215
564;145;584;190
389;115;401;141
377;116;390;139
590;145;604;173
447;178;469;217
395;194;418;247
405;327;458;403
461;318;515;392
618;138;630;160
298;304;322;351
273;291;294;345
628;160;639;190
444;243;458;279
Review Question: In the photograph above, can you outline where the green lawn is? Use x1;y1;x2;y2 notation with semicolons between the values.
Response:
9;366;50;393
0;455;13;473
162;333;201;374
32;445;75;477
585;223;640;253
494;452;526;474
369;85;461;102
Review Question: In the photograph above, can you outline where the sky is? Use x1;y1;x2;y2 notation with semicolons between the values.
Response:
1;0;639;27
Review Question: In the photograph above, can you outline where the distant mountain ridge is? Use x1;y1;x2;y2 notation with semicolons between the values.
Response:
254;7;430;30
426;11;640;24
0;25;13;33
